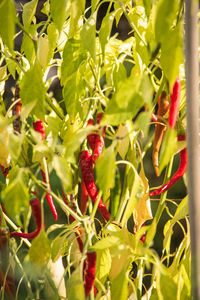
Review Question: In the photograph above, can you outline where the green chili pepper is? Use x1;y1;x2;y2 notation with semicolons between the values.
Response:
110;168;121;218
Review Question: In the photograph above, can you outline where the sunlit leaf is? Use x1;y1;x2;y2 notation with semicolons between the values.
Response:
66;265;85;300
96;144;116;194
96;249;111;285
22;0;38;28
0;0;16;52
159;128;177;174
50;0;69;32
37;34;49;70
52;156;73;192
99;11;115;56
111;264;129;300
81;12;96;62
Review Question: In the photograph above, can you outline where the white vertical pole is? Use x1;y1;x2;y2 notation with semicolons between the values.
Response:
184;1;200;299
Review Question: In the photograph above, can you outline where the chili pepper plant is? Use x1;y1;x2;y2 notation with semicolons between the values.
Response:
0;0;190;299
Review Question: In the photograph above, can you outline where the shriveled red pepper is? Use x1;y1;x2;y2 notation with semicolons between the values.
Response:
12;85;22;134
83;251;97;297
150;134;187;197
0;228;16;297
168;77;181;129
152;91;169;176
10;198;42;240
79;150;110;221
33;121;58;221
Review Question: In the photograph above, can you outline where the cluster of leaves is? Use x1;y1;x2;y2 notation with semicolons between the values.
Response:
0;0;189;299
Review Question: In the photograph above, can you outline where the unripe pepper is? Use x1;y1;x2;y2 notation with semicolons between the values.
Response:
79;150;110;221
150;134;187;196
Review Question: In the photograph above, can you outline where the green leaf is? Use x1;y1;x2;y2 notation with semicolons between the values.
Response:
8;132;24;164
52;156;73;192
111;265;129;300
37;34;49;70
50;0;69;32
47;22;59;63
160;24;183;87
21;25;37;65
81;12;96;62
51;234;68;262
143;0;152;18
66;265;85;300
0;0;16;52
61;39;87;86
96;249;112;285
22;0;38;28
99;11;115;56
102;74;152;126
92;235;122;251
69;0;85;37
154;0;178;44
96;144;116;194
20;61;46;119
2;167;29;219
29;230;51;272
159;128;177;174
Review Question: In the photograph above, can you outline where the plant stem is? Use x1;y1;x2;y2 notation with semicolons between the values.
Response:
45;95;64;120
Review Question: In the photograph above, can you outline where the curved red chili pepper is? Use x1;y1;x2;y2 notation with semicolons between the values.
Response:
33;120;58;221
79;150;110;221
168;77;181;129
150;134;187;197
10;198;42;240
81;180;88;214
83;251;97;297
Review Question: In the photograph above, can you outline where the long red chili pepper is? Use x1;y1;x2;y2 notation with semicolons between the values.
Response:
150;134;187;197
168;77;181;129
10;198;42;240
93;113;106;163
79;150;110;221
33;121;58;221
83;251;97;297
152;91;169;176
81;180;88;215
87;119;96;152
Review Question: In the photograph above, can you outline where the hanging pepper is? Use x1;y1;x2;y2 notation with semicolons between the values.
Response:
152;91;169;176
12;85;22;134
33;121;58;221
81;180;88;215
110;168;121;218
10;198;42;240
83;251;97;298
0;228;16;297
79;150;110;221
87;119;96;152
150;134;187;197
168;77;181;129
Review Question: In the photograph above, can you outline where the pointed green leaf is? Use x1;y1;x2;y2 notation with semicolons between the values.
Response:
96;144;116;194
111;265;129;300
69;0;85;37
66;265;85;300
22;0;38;28
29;231;51;270
52;156;73;192
2;167;29;219
0;0;16;52
20;61;46;119
21;25;37;65
50;0;69;32
81;12;96;61
99;12;115;56
37;34;49;69
96;249;111;285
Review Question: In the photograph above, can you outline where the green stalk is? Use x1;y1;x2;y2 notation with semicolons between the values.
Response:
45;95;64;120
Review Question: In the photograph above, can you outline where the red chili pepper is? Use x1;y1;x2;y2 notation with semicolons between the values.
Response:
81;180;88;214
150;134;187;197
0;165;9;178
93;113;106;163
12;85;22;134
152;91;169;176
83;251;97;297
79;150;110;221
168;77;181;129
33;120;58;221
10;198;42;240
